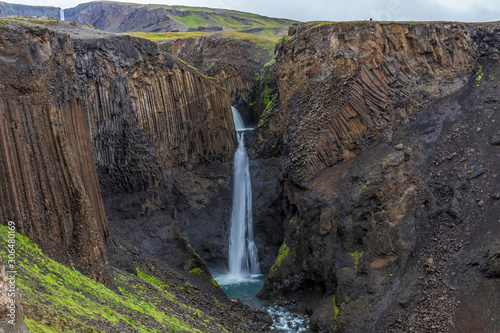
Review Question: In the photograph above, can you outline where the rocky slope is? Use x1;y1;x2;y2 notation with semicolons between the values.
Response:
256;21;500;332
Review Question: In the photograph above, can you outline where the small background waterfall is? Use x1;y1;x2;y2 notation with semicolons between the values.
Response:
60;9;65;21
213;106;309;331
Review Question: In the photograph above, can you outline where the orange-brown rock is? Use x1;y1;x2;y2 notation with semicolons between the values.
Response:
277;22;479;186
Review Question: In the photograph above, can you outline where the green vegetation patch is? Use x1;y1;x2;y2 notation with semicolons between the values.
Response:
348;251;363;273
0;225;228;333
476;65;484;87
189;267;203;276
272;239;290;269
122;31;210;41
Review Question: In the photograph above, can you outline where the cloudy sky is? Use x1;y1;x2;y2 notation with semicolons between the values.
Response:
9;0;500;22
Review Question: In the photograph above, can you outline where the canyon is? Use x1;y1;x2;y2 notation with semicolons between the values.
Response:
0;5;499;333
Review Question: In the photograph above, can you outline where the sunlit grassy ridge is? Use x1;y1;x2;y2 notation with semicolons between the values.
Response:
0;225;229;333
124;30;281;57
103;0;296;30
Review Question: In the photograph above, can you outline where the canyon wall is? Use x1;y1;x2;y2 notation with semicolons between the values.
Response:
258;21;500;332
0;19;236;286
172;33;272;124
277;22;477;186
0;24;113;287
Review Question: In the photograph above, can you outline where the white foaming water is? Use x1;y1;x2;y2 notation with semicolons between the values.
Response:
228;106;260;277
267;306;310;332
60;9;65;21
231;106;245;131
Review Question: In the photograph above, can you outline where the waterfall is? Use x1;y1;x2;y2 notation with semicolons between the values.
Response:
60;9;65;21
228;106;260;276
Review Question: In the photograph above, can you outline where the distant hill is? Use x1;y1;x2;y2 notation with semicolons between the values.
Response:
0;1;297;34
0;2;60;18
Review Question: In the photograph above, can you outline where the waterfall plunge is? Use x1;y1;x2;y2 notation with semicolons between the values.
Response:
228;106;260;277
60;9;65;21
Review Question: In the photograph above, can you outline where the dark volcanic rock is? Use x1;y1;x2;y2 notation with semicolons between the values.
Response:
257;21;500;332
250;158;285;273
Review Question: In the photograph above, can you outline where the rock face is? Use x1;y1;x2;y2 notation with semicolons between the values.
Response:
172;33;272;123
277;22;478;187
65;2;186;33
0;19;236;287
257;21;500;332
0;23;113;287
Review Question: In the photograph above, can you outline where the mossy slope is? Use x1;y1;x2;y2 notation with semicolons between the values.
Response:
0;225;230;333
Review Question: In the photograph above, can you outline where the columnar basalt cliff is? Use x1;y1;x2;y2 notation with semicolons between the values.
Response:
257;21;500;332
172;33;273;123
0;19;237;287
0;24;113;287
277;22;478;186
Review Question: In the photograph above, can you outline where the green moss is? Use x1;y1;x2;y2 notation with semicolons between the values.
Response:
270;239;289;274
332;296;339;317
189;268;203;276
0;225;228;333
211;279;220;287
476;65;484;87
289;216;300;235
348;251;364;273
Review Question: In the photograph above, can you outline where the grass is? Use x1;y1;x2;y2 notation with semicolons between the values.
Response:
123;30;282;57
122;31;210;41
272;239;289;269
103;1;296;33
0;225;229;333
0;17;61;26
